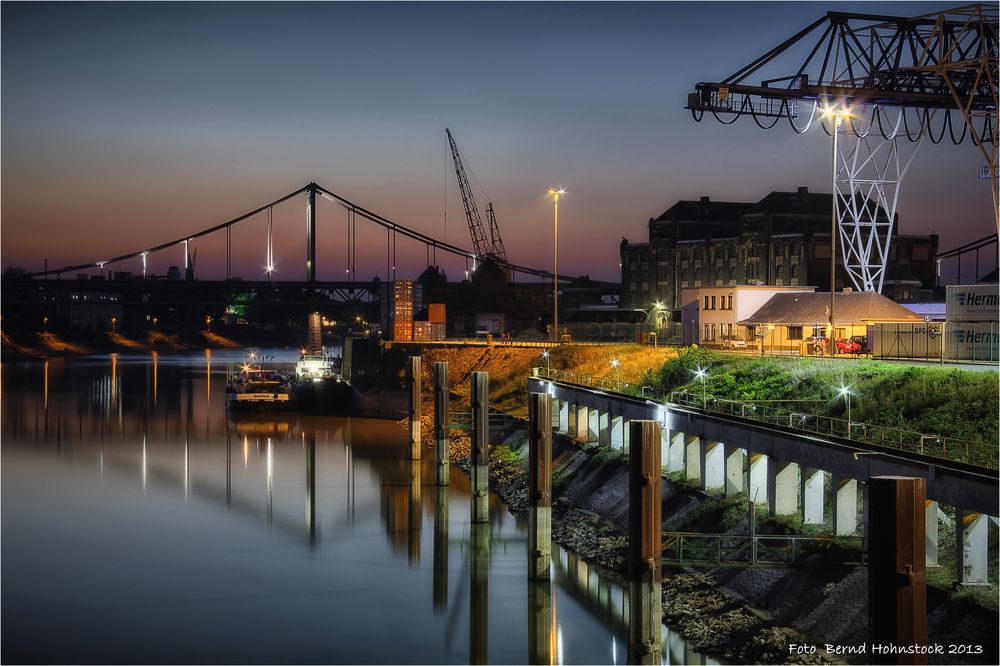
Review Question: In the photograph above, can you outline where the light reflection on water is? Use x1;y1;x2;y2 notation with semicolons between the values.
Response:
2;351;713;664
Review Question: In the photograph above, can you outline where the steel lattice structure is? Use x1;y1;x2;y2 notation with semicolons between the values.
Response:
686;4;999;292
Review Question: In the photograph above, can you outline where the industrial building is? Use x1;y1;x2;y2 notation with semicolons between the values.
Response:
620;187;939;323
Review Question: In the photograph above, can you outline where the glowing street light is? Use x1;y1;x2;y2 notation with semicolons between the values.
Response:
821;103;853;357
111;316;118;333
836;384;853;425
541;350;551;372
693;366;708;409
205;316;213;332
548;188;566;342
42;316;48;333
611;358;621;387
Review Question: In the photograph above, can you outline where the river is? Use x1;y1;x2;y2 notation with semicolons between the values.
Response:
1;349;714;664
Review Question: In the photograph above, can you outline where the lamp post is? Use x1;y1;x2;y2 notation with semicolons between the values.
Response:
548;188;565;343
611;358;621;387
43;316;48;333
694;366;708;409
541;350;550;373
837;384;853;427
822;104;852;356
111;317;118;334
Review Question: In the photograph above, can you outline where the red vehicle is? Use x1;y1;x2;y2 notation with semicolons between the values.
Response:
835;337;862;355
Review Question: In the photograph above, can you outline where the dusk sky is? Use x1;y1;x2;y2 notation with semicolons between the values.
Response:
2;1;993;283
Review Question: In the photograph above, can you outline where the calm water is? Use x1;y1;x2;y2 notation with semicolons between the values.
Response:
2;350;711;664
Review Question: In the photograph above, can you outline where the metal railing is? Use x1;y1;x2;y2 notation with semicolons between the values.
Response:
532;367;997;469
661;532;866;567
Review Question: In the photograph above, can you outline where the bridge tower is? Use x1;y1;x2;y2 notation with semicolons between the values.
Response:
306;183;317;282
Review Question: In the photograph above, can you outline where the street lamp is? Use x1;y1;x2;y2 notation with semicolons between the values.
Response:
43;316;48;333
541;350;550;372
821;103;852;357
205;316;212;332
548;188;566;342
611;358;621;387
111;317;118;333
836;384;853;426
693;366;708;409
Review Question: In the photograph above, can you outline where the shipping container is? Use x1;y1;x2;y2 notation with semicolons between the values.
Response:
946;284;999;322
412;321;433;342
428;303;446;324
870;323;944;361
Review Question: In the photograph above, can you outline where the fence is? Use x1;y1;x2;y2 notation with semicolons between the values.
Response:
661;532;866;567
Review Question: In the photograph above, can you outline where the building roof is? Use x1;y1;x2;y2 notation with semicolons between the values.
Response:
653;197;751;224
739;291;923;325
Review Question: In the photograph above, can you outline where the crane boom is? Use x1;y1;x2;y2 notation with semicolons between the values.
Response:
485;203;508;262
446;128;492;261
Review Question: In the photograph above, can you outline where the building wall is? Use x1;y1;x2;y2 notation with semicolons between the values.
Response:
680;285;815;346
620;189;938;315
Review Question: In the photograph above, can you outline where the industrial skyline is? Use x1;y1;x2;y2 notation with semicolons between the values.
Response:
1;1;993;282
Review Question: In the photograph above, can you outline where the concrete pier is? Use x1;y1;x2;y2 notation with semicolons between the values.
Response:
724;444;744;495
802;468;824;525
703;441;725;491
408;356;421;460
768;459;798;516
925;500;938;568
528;392;552;579
684;435;700;484
868;476;926;663
749;453;768;506
471;372;490;524
956;509;988;585
434;362;449;486
628;420;662;665
834;476;858;535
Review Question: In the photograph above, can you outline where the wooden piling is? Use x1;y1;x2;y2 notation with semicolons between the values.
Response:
528;391;552;579
628;420;662;665
471;371;490;523
869;476;927;665
434;362;449;485
408;356;421;459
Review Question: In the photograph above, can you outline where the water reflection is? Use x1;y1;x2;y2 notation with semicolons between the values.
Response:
2;351;709;664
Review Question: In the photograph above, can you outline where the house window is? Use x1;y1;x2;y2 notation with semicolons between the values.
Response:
710;295;716;309
788;326;803;340
704;296;711;310
711;323;717;341
776;264;784;278
703;324;710;342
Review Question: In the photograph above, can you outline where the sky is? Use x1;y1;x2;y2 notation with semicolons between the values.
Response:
1;1;994;283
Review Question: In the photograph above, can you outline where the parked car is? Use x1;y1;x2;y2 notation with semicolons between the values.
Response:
475;325;490;338
803;335;829;355
835;337;862;355
721;334;747;350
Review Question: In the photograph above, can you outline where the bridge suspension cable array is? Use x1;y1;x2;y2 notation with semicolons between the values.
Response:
32;182;572;282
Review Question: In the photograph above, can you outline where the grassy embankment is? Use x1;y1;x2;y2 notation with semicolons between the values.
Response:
632;346;999;457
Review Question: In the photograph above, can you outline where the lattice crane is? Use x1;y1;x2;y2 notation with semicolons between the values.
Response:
685;4;999;291
446;128;508;264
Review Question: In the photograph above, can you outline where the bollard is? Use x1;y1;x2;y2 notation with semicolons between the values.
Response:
528;391;552;579
432;484;449;613
868;476;927;665
408;356;422;460
471;371;490;524
470;522;490;665
628;420;663;665
434;362;450;485
527;580;553;665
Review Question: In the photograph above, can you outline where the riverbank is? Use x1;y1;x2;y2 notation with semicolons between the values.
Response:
403;343;998;665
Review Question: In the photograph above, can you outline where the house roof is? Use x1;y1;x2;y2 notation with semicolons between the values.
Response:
653;198;751;224
739;291;923;325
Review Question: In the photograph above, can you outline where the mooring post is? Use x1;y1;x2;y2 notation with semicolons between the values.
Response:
868;476;927;664
528;391;553;579
408;356;421;460
434;361;449;485
628;420;663;665
471;371;490;523
306;433;316;544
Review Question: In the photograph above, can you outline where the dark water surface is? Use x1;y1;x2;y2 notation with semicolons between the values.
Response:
2;350;711;664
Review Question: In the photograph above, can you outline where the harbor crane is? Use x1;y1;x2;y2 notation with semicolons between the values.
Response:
446;128;509;266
